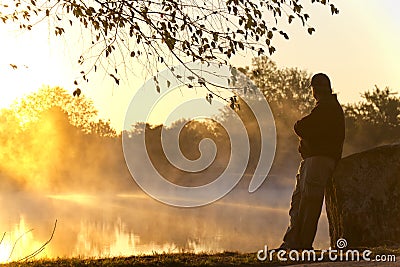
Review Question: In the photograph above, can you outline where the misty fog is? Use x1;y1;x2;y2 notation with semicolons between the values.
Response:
0;86;335;263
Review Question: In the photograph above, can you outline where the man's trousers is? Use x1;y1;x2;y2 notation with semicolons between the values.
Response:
282;156;336;249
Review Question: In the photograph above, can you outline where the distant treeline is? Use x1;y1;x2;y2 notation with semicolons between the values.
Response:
0;58;399;192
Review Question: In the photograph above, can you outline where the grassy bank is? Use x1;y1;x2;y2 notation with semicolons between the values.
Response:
0;252;287;267
2;248;399;267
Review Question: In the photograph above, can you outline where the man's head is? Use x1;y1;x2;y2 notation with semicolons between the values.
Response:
310;73;332;100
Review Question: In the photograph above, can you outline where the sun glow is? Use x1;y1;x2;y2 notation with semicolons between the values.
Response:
0;217;50;263
0;235;12;263
46;194;97;205
0;104;62;191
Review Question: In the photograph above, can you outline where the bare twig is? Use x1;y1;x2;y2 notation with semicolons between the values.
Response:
17;219;58;262
8;228;34;261
0;232;6;245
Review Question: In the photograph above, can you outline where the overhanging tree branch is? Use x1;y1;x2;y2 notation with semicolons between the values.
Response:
1;0;339;96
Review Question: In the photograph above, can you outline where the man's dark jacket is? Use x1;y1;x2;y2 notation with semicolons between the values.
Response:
294;94;345;161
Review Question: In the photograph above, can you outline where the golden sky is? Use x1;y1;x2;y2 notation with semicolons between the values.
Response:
0;0;399;131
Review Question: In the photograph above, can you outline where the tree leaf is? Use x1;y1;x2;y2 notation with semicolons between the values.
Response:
73;88;81;97
110;74;120;85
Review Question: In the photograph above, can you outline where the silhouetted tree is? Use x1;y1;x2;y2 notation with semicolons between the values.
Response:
13;86;117;137
345;86;400;128
343;86;400;152
239;56;314;116
89;119;117;138
14;86;97;130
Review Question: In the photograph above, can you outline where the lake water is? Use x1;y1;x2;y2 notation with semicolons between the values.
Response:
0;186;329;263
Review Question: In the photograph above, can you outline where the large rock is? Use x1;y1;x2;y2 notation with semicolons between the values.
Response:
326;144;400;248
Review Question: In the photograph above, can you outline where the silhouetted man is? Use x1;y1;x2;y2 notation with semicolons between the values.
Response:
280;73;345;250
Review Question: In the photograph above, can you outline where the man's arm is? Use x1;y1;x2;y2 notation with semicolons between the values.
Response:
294;105;324;139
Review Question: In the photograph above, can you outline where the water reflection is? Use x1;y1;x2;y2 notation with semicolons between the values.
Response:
0;186;329;263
